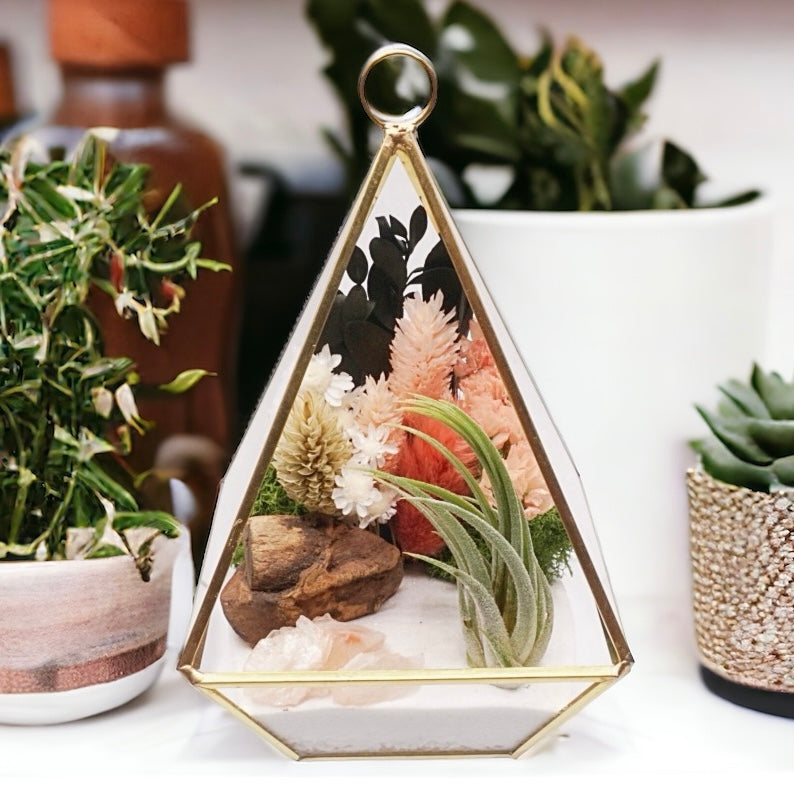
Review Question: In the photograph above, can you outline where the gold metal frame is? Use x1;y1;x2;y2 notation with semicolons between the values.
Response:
178;43;633;761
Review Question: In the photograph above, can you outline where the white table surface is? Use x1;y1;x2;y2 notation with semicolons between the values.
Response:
2;592;791;792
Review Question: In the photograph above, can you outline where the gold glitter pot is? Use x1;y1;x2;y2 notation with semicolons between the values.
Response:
687;468;794;716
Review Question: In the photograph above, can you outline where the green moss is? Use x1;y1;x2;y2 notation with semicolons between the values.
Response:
251;466;306;517
426;507;572;583
526;507;572;582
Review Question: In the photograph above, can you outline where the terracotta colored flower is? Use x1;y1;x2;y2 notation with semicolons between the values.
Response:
388;412;476;556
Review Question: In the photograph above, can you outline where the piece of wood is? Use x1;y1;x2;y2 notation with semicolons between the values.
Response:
221;515;403;645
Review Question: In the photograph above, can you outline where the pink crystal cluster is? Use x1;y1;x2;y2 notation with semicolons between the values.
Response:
243;614;421;707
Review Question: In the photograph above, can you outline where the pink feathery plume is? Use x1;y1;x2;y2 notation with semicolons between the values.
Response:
388;292;459;403
388;412;476;556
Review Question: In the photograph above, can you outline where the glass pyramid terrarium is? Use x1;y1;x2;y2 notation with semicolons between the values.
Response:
178;44;632;760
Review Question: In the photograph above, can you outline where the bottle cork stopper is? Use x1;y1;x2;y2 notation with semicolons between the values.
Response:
0;43;17;119
49;0;189;69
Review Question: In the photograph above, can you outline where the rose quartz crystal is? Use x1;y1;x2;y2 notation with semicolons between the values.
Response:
243;614;422;707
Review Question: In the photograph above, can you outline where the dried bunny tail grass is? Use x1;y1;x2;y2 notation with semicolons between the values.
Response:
388;292;459;402
272;390;351;514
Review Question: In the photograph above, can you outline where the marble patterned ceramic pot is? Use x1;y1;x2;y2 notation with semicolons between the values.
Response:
687;468;794;717
0;535;178;725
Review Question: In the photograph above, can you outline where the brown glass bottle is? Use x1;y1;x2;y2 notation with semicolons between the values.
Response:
0;42;19;131
40;0;240;560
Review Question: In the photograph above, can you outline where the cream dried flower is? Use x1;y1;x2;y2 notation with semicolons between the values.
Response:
302;344;354;407
388;292;459;402
273;390;351;513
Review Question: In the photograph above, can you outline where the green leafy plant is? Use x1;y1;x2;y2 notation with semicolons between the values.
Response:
693;364;794;493
307;0;758;211
0;133;225;577
376;396;556;668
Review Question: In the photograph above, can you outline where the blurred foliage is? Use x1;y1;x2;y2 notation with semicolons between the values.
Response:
307;0;758;211
0;133;221;574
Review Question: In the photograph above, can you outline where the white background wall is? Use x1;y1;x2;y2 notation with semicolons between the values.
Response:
1;0;793;604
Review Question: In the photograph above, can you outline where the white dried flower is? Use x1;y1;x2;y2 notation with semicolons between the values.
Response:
332;467;380;528
302;344;354;407
348;423;398;468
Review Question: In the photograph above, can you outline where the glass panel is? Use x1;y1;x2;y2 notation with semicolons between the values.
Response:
215;679;597;758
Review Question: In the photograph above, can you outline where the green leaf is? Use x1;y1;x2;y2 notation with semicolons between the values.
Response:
619;60;659;116
771;455;794;488
698;438;775;492
718;378;772;419
441;1;520;84
159;368;216;395
745;418;794;459
661;141;706;207
114;510;180;537
86;544;125;559
751;364;794;420
695;407;773;465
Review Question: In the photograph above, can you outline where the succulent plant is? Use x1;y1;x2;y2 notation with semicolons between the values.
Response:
694;364;794;493
307;0;758;211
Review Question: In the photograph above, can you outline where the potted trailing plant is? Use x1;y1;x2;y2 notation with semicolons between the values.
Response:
306;0;773;604
0;132;225;724
689;365;794;718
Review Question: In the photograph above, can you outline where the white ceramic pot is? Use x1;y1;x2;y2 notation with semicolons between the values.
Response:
0;534;181;725
454;200;774;605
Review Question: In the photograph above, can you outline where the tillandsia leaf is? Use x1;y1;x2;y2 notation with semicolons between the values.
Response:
379;396;554;668
379;476;491;585
418;499;544;662
408;552;519;667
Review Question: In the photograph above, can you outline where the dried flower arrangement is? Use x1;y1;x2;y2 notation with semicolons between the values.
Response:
223;203;571;685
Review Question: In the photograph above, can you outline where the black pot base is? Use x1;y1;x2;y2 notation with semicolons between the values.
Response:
700;666;794;719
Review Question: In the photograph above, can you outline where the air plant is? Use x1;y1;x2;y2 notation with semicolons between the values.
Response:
376;396;554;668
